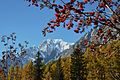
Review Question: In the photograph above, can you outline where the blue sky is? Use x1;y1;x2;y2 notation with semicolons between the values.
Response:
0;0;84;56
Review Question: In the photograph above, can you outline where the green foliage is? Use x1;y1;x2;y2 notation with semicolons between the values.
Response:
53;56;64;80
43;57;71;80
33;51;44;80
70;47;86;80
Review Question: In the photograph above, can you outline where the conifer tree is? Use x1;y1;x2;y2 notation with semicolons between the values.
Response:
33;51;44;80
84;47;106;80
84;40;120;80
107;41;120;80
13;66;22;80
62;57;71;80
7;66;14;80
55;56;64;80
70;45;86;80
46;62;54;80
21;61;34;80
0;68;6;80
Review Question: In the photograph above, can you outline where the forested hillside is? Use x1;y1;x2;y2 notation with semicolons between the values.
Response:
0;0;120;80
43;40;120;80
1;40;119;80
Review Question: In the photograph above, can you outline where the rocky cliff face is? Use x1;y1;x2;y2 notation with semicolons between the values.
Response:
20;39;74;64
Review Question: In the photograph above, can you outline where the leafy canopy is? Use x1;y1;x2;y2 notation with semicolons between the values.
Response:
26;0;120;37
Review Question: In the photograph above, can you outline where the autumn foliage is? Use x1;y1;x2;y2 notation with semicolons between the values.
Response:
26;0;120;37
43;40;120;80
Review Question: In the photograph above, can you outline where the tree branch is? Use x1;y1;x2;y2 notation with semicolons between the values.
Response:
103;0;120;19
60;0;66;5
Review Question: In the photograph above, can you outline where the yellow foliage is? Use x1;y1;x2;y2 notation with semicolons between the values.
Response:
0;40;119;80
62;57;71;80
21;61;34;80
84;40;120;80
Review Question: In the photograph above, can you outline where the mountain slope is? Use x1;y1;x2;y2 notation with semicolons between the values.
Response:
21;39;74;63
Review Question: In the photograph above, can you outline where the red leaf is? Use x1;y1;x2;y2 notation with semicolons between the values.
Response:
32;0;36;3
55;13;60;17
70;0;75;3
47;30;53;33
55;8;60;13
79;3;84;10
98;29;103;33
99;2;106;8
52;4;57;7
58;5;63;9
99;18;106;21
47;23;51;26
84;0;89;3
50;26;55;29
74;29;79;33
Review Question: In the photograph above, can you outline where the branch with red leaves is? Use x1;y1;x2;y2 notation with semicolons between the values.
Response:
25;0;120;38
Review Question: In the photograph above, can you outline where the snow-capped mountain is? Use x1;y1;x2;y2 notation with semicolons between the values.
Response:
20;26;120;64
39;39;73;53
21;39;74;63
0;39;74;71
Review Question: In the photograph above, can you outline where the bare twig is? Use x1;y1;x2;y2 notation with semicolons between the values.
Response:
60;0;66;5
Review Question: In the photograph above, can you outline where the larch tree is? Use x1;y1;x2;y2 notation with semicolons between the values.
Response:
13;66;22;80
7;66;14;80
84;40;120;80
0;67;6;80
21;61;34;80
62;57;71;80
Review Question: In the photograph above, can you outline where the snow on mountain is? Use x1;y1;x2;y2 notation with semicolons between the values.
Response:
21;39;74;64
21;27;120;64
39;39;73;52
19;46;38;65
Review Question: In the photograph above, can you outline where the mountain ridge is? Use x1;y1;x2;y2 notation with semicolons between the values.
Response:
21;39;74;64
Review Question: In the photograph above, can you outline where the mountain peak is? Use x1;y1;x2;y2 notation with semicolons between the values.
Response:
39;39;74;52
20;39;74;63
